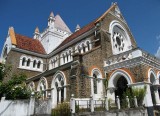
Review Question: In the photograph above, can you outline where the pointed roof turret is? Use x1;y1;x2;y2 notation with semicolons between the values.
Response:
75;24;80;32
35;27;39;33
9;27;17;45
50;12;54;17
34;26;40;39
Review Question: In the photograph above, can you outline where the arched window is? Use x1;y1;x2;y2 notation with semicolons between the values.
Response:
28;82;35;92
27;59;31;67
33;60;36;68
51;72;66;107
87;41;90;51
37;77;48;99
22;57;26;66
37;61;41;69
55;57;58;67
66;53;69;62
78;46;81;53
82;43;86;53
91;69;103;98
69;50;72;61
63;54;65;64
93;74;97;94
109;21;132;55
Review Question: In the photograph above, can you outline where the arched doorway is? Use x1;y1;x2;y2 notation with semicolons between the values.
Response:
115;76;128;100
107;70;132;101
51;72;66;108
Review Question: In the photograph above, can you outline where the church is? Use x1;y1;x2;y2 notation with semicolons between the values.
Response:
1;3;160;114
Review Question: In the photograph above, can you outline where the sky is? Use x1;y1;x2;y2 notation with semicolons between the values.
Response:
0;0;160;58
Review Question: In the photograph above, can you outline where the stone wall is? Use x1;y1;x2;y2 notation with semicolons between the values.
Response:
0;96;52;116
76;108;148;116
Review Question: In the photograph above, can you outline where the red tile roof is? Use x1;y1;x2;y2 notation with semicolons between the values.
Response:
55;4;116;51
15;33;46;54
56;21;95;50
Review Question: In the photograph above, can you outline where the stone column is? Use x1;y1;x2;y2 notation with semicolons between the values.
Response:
105;96;109;111
153;86;160;105
90;96;94;112
47;92;52;114
116;96;120;110
70;94;75;114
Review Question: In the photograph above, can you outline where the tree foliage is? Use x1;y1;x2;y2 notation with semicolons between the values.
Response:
0;63;31;100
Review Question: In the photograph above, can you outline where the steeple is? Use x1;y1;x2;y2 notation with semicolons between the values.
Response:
50;12;54;17
33;27;40;39
75;24;80;32
48;12;55;27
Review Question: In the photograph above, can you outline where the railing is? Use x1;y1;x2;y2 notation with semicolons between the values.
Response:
70;95;139;114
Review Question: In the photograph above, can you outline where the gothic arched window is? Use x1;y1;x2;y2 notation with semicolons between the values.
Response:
37;77;48;99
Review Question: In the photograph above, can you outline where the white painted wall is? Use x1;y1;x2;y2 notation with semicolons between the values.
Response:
0;100;30;116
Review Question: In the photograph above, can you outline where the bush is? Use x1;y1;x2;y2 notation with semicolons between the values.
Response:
52;102;70;116
121;86;146;108
132;86;146;106
0;73;31;100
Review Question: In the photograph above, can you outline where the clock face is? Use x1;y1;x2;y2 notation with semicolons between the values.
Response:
113;32;125;52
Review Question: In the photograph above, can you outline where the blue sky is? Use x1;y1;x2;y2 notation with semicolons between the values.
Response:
0;0;160;57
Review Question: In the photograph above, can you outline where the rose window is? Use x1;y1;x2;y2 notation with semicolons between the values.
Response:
113;32;125;51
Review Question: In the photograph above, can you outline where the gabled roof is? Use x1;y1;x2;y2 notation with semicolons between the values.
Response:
54;14;71;33
8;27;46;54
56;21;95;50
15;33;46;54
55;4;116;51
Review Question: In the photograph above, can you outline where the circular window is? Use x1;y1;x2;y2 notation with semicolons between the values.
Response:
113;32;125;52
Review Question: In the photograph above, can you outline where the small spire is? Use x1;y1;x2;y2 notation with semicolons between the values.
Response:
50;12;54;17
75;24;80;32
35;27;39;33
34;26;40;39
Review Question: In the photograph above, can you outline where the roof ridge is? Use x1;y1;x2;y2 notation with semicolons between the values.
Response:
15;33;34;40
95;3;116;23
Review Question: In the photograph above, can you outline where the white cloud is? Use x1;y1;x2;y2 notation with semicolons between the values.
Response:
155;47;160;59
156;35;160;40
155;34;160;58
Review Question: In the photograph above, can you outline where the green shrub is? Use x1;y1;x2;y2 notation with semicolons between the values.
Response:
121;86;146;108
52;102;71;116
121;88;134;108
132;86;146;106
0;73;31;100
